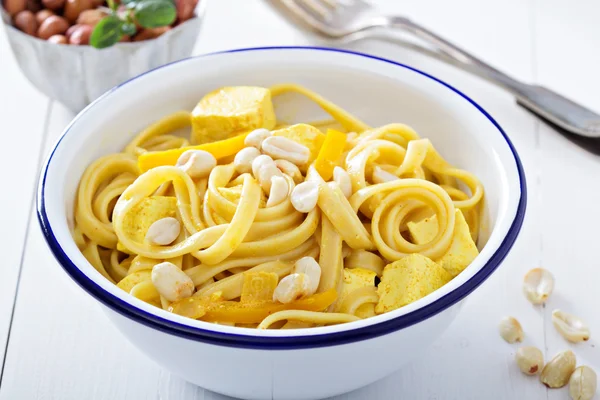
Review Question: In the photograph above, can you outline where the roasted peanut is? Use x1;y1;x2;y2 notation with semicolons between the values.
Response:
515;346;544;375
569;366;597;400
234;146;261;174
333;166;352;198
25;0;41;13
34;8;53;24
64;23;78;39
262;136;310;166
498;316;524;343
273;273;310;304
540;350;576;388
176;150;216;179
145;217;180;246
266;176;289;207
175;0;197;22
244;128;271;149
76;8;106;27
134;26;170;41
151;262;194;302
47;33;67;44
251;154;275;178
523;267;554;304
275;159;303;183
3;0;26;17
41;0;63;10
256;163;283;193
552;309;590;343
290;181;319;213
251;155;283;193
37;15;69;40
68;24;92;44
293;257;321;295
63;0;93;23
13;10;37;36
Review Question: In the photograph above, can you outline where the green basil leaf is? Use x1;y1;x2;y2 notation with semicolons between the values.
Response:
134;0;176;28
90;15;124;49
121;0;137;4
121;22;137;36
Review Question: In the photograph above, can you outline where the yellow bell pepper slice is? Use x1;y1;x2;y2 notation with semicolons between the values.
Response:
168;289;337;324
137;132;249;172
314;129;347;180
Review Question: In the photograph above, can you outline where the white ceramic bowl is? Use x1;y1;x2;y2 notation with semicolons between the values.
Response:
37;47;526;400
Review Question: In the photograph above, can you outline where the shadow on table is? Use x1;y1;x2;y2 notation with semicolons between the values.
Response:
520;107;600;156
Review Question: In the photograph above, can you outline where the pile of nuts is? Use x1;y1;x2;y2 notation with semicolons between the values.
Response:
2;0;196;45
234;128;355;214
499;267;596;399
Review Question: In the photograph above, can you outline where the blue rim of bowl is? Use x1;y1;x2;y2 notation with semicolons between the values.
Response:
37;46;527;350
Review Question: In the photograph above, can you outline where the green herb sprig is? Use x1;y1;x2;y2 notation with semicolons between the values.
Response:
90;0;176;48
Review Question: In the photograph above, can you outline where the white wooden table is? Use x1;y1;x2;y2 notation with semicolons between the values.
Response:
1;0;599;399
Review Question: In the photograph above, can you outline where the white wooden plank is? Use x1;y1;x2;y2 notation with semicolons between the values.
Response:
533;1;600;399
0;102;162;400
193;0;311;54
533;0;600;113
0;19;51;372
371;0;535;83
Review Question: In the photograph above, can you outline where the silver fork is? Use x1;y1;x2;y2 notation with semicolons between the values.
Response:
274;0;600;138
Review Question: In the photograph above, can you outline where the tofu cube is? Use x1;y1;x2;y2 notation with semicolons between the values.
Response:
117;196;178;253
407;209;479;277
340;267;378;300
272;123;326;166
376;254;451;314
240;271;279;303
338;268;377;316
191;86;277;144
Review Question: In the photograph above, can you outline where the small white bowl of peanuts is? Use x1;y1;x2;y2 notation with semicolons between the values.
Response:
1;0;204;112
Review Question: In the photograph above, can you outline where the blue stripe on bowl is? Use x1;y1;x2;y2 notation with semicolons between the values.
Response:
37;46;527;350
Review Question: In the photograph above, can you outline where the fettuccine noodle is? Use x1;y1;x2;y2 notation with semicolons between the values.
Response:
73;84;484;329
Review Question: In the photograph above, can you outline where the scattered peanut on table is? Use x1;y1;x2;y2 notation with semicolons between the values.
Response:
540;350;576;388
552;309;591;343
569;366;597;400
503;266;597;397
523;267;554;305
498;316;524;343
515;346;544;376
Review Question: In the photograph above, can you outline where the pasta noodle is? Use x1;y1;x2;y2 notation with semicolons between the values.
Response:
73;84;484;329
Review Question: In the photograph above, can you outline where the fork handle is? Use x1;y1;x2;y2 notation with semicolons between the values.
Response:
381;16;600;137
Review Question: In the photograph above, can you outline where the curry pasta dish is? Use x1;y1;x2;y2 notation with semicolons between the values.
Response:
73;84;484;329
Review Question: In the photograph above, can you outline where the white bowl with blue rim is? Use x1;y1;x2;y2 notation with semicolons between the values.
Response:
37;46;526;400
